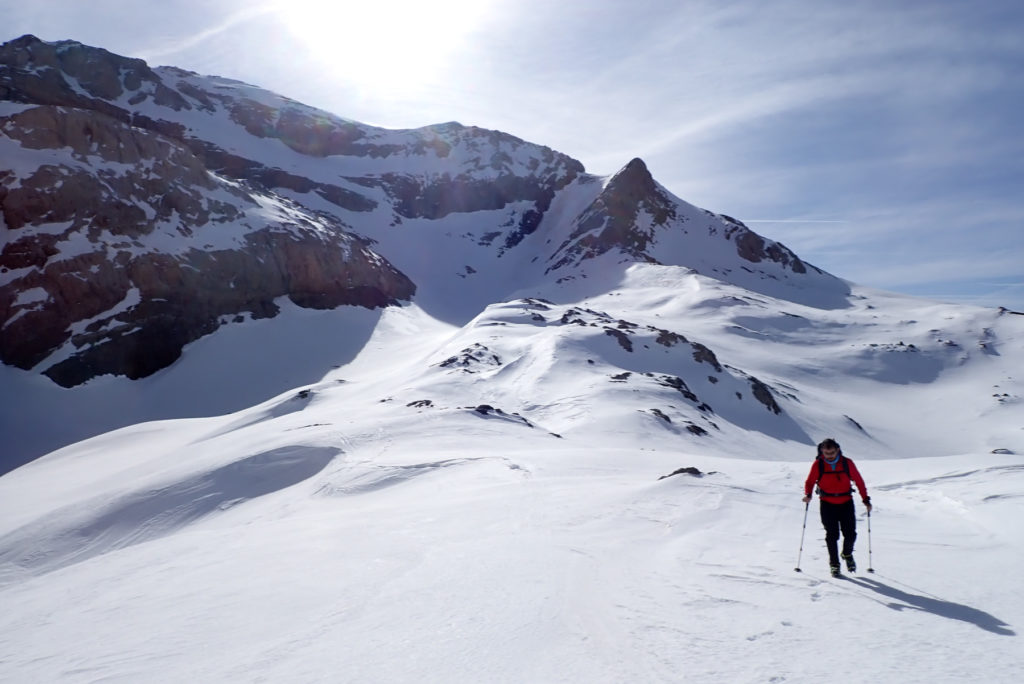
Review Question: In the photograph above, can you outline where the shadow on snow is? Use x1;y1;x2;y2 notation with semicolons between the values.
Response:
848;576;1015;636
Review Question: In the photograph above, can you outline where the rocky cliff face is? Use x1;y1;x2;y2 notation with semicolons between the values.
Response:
1;36;418;386
1;34;845;387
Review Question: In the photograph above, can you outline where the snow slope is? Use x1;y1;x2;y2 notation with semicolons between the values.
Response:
1;414;1020;682
2;274;1022;682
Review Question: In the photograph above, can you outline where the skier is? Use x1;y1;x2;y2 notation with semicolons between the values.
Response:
802;438;872;577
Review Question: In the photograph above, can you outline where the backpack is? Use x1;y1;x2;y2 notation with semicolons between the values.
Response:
815;455;852;497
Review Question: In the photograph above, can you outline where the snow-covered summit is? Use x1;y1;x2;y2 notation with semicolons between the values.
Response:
3;35;1022;470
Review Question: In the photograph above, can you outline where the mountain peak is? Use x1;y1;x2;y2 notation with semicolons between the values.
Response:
545;157;675;271
621;156;650;174
607;157;655;191
2;34;46;50
599;157;663;215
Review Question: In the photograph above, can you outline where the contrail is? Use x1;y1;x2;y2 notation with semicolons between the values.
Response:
138;4;280;61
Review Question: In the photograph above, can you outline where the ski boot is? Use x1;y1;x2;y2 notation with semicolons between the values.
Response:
830;564;841;578
841;553;856;573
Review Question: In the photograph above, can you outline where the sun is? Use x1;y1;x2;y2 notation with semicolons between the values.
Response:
272;0;490;98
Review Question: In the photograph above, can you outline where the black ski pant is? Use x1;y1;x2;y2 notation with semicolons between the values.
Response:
820;499;857;565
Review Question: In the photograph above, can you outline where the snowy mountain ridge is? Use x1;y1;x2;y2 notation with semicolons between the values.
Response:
3;34;863;469
1;35;1023;683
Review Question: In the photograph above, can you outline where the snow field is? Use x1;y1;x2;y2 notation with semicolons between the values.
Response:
2;421;1021;682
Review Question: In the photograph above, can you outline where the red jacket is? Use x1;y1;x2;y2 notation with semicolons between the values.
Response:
804;455;869;504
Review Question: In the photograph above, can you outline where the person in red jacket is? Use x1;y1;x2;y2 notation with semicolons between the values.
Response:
802;437;872;576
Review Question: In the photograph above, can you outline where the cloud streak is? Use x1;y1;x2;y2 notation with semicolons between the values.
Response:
135;4;278;62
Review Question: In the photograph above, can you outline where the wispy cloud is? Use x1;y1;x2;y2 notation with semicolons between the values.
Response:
135;4;279;62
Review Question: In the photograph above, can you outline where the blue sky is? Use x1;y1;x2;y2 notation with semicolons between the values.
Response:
4;0;1023;310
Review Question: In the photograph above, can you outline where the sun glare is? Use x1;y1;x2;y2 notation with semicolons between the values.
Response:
273;0;489;97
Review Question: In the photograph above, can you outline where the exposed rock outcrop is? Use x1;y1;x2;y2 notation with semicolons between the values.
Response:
548;158;671;270
1;39;416;386
547;158;815;282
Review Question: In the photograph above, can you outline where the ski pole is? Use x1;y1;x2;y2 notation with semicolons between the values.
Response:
794;500;810;572
866;509;875;573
